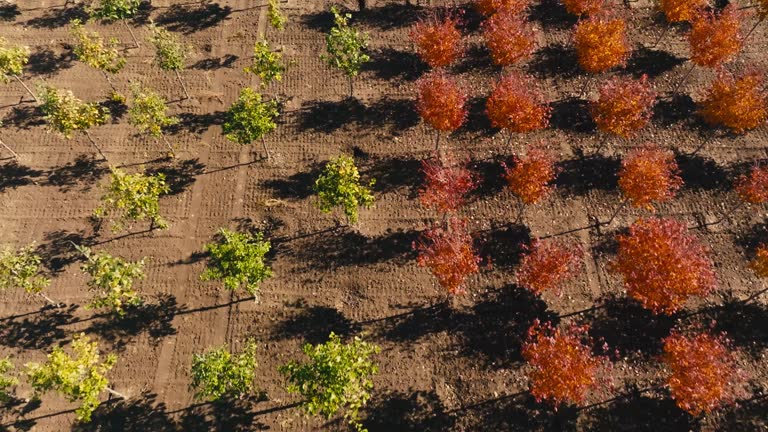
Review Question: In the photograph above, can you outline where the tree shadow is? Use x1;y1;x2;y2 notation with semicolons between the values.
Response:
453;44;502;75
260;162;324;200
0;304;79;350
468;393;579;431
456;95;496;137
146;158;205;195
717;394;768;432
528;43;580;79
378;301;455;343
362;47;427;82
364;390;456;432
529;0;577;30
469;156;506;198
674;152;729;191
582;389;695;432
3;105;45;129
549;97;596;133
272;302;360;345
623;47;685;79
0;3;20;21
296;97;418;135
35;229;96;274
177;396;269;431
73;392;176;432
101;97;128;121
167;111;226;135
708;299;767;359
475;224;532;270
0;162;43;192
45;155;108;192
27;47;75;76
154;1;232;34
191;54;238;71
653;94;696;127
362;156;422;196
555;151;620;195
24;4;87;28
353;3;425;30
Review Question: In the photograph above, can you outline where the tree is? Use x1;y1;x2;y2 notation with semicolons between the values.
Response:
94;167;170;232
201;228;272;301
473;0;531;16
75;245;144;316
148;23;191;99
0;38;37;102
222;87;279;159
322;6;369;97
244;41;286;89
410;14;463;68
267;0;287;30
128;83;179;155
418;153;478;214
25;333;123;422
0;357;17;402
516;239;582;296
573;15;629;74
662;330;740;416
688;5;742;69
191;339;258;401
590;75;656;140
735;165;768;205
482;11;537;67
562;0;605;16
486;72;550;142
616;144;683;211
522;320;606;408
279;332;380;432
502;149;557;221
70;19;126;92
699;70;767;134
0;244;57;305
38;85;110;160
413;217;481;295
314;155;375;224
87;0;143;48
416;71;468;149
659;0;708;23
748;244;768;302
612;217;717;315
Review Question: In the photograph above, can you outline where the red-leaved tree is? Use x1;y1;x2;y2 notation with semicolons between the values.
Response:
486;72;551;140
419;153;479;213
699;70;768;134
688;5;743;69
735;165;768;205
482;10;538;66
659;0;708;23
474;0;531;16
573;14;630;74
522;320;608;408
503;149;557;206
416;72;468;149
591;75;657;139
413;217;481;295
410;15;464;68
663;330;741;416
613;217;717;315
617;144;683;210
562;0;606;17
516;239;582;296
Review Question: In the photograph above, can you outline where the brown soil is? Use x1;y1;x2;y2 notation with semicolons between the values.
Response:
0;0;766;431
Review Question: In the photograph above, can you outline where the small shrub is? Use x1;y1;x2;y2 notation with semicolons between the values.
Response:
201;228;272;300
222;87;279;157
70;19;126;74
87;0;141;21
688;5;743;69
95;167;170;232
659;0;709;23
486;72;550;133
75;245;144;316
314;155;375;224
410;14;463;68
516;239;582;296
573;15;630;74
482;11;537;66
562;0;606;16
502;149;557;205
268;0;287;30
0;358;17;402
413;217;481;295
323;6;369;96
416;71;468;133
474;0;531;16
699;70;768;134
38;86;109;139
618;144;683;209
128;83;179;149
419;153;479;213
591;75;656;138
244;41;286;87
0;245;50;297
735;165;768;204
191;339;258;401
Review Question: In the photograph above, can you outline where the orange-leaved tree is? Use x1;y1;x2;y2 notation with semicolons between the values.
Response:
486;72;551;142
413;217;481;295
659;0;708;23
699;70;768;134
410;15;464;68
562;0;606;17
516;239;582;296
419;153;479;213
591;75;657;139
503;149;557;205
482;10;538;66
617;144;683;211
522;320;608;408
573;14;630;74
735;165;768;205
688;5;743;70
663;330;740;416
416;71;468;149
750;243;768;277
474;0;531;16
613;217;716;314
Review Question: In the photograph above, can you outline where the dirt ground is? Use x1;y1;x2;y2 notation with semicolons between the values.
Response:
0;0;766;430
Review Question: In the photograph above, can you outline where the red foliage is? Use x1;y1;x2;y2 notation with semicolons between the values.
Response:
486;72;551;133
659;0;708;23
562;0;606;16
613;217;716;315
591;75;657;138
410;15;464;68
474;0;531;16
573;15;630;73
482;11;537;66
699;70;768;133
413;217;481;295
663;330;740;416
416;72;468;132
688;5;743;68
418;153;479;213
516;239;582;295
735;165;768;204
502;149;557;205
522;320;606;407
618;144;683;209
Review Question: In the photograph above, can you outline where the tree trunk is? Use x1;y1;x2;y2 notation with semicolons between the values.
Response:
743;17;765;44
175;70;191;100
0;138;19;159
434;130;440;151
603;198;628;226
102;71;118;93
672;62;695;94
742;286;768;304
37;292;60;307
83;130;109;161
14;75;39;103
514;197;525;224
160;133;175;157
123;21;140;49
105;387;128;399
261;136;271;159
652;21;670;48
348;76;354;99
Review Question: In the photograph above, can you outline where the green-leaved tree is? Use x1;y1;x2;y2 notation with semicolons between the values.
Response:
128;83;179;156
201;228;272;301
95;167;170;232
38;85;110;160
87;0;143;48
0;38;37;102
322;6;369;97
0;244;58;305
190;339;258;401
25;333;124;422
279;333;380;432
0;357;18;402
244;41;285;89
314;155;374;224
75;245;144;316
148;23;191;99
70;19;126;92
267;0;287;30
223;87;279;159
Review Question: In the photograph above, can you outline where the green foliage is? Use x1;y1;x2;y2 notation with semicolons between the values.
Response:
38;85;109;138
87;0;142;21
25;333;117;422
322;7;370;78
201;228;272;299
95;167;170;232
0;38;29;82
314;155;374;224
222;87;278;145
0;357;18;402
70;19;126;74
279;333;380;432
128;83;179;138
190;339;258;401
268;0;287;30
148;23;188;71
75;245;144;316
0;245;50;295
244;41;285;87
